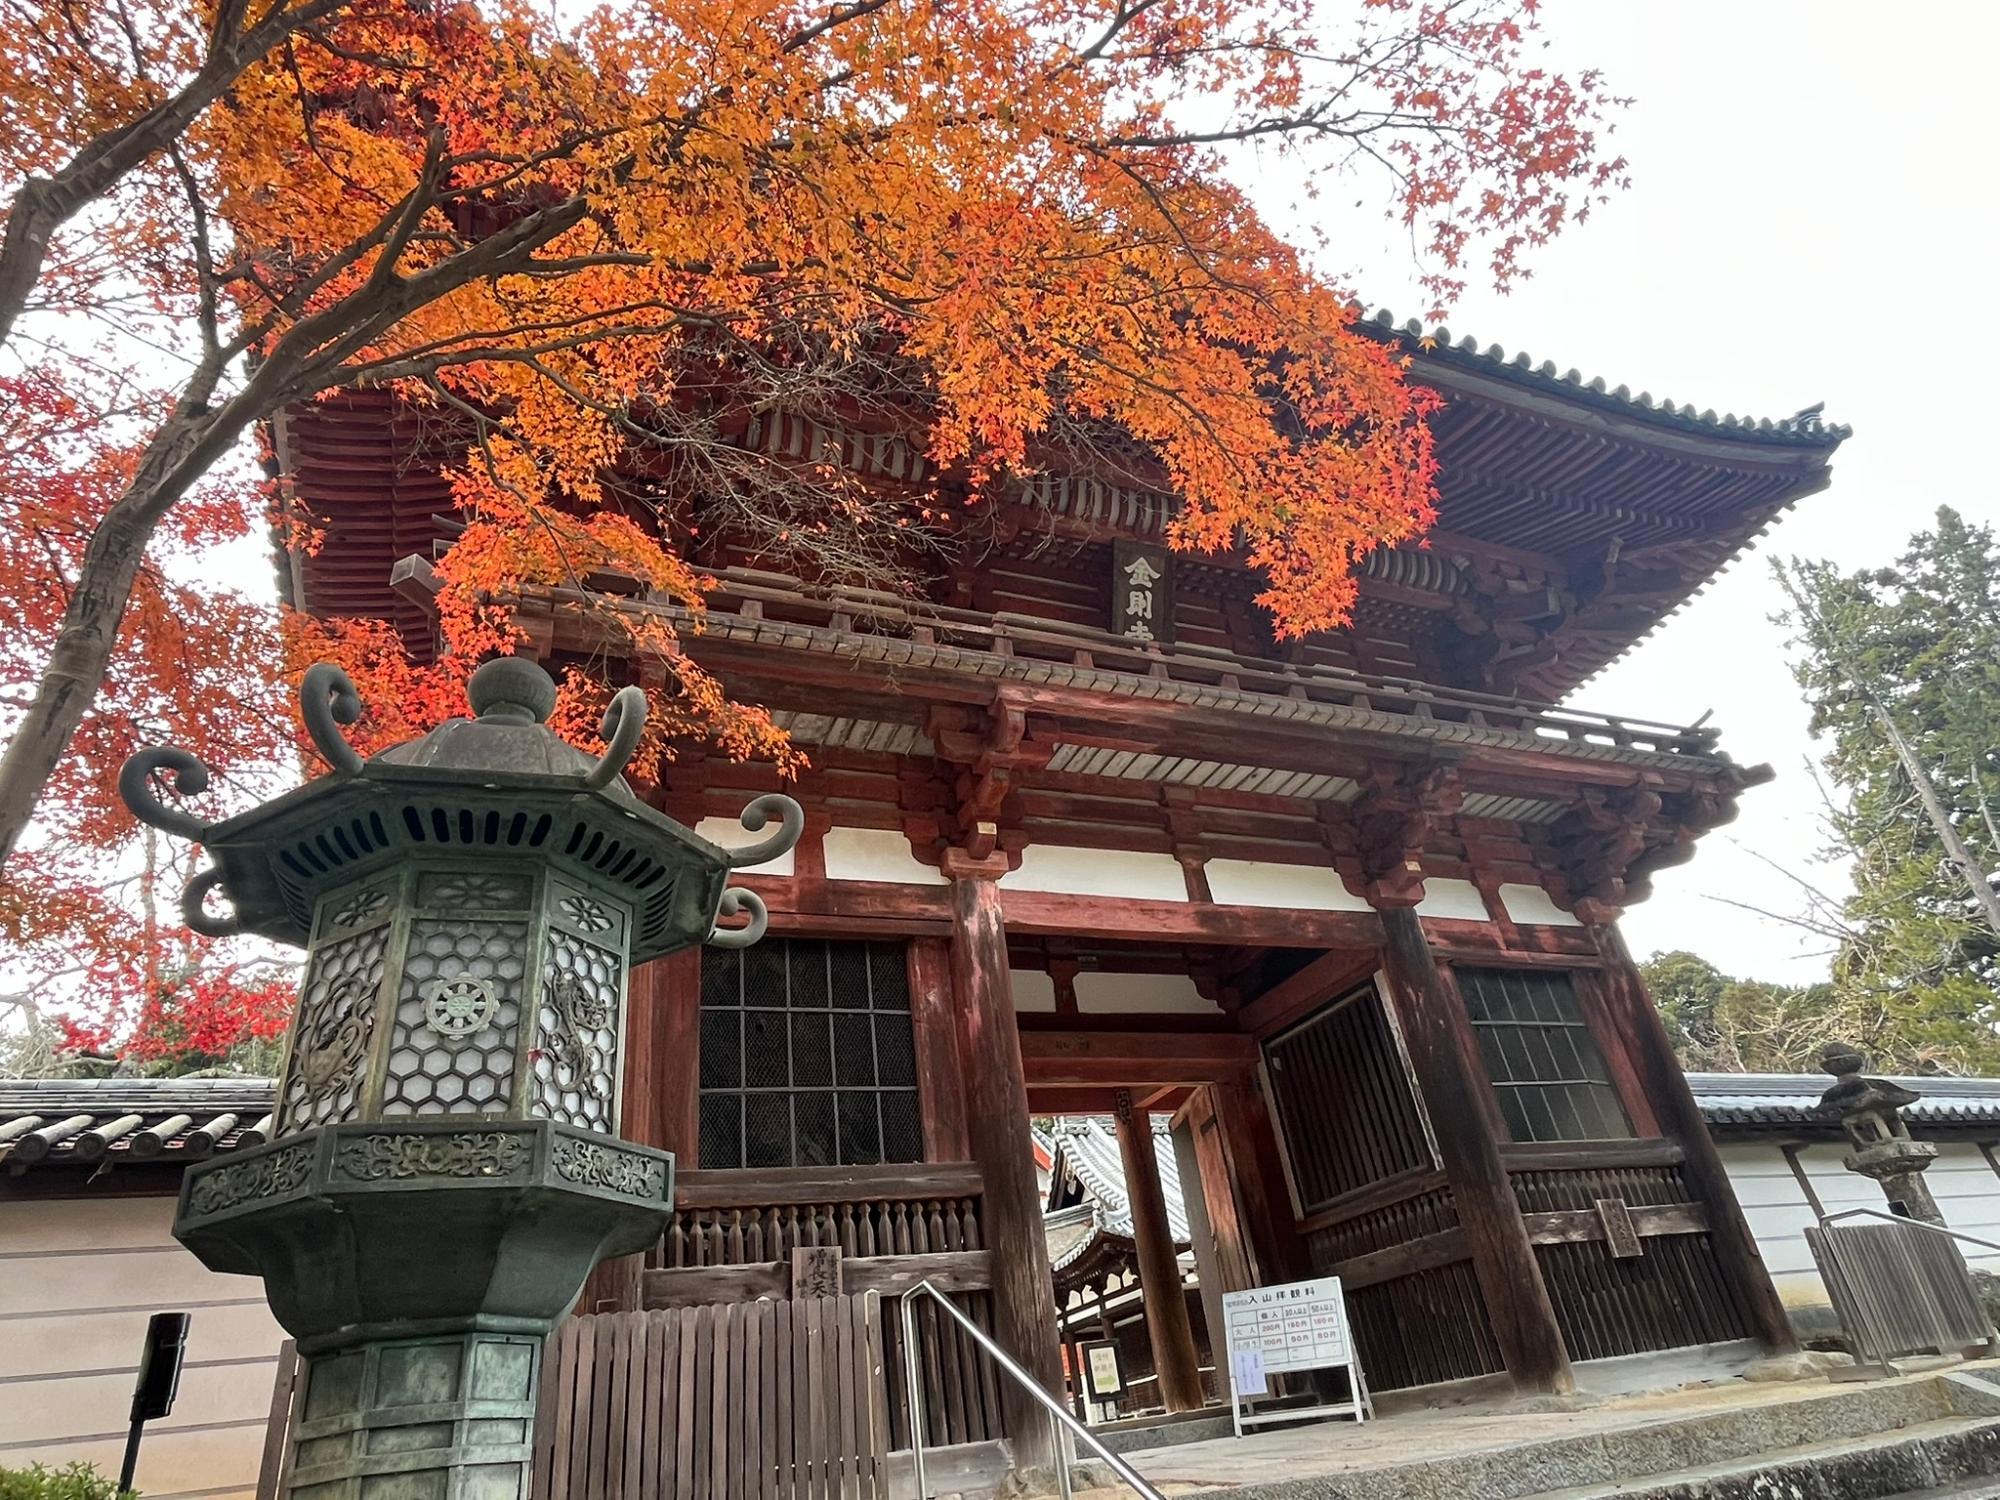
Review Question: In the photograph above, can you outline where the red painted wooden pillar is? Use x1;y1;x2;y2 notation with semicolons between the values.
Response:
1376;904;1573;1394
1588;923;1799;1354
944;863;1065;1468
584;949;699;1312
1113;1090;1206;1413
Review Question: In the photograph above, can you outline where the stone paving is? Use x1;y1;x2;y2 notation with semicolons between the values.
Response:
1080;1360;2000;1499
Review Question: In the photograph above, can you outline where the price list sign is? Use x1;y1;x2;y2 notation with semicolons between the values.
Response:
1221;1276;1369;1437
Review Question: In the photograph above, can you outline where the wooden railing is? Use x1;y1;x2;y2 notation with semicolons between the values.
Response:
639;1164;1007;1451
507;566;1729;765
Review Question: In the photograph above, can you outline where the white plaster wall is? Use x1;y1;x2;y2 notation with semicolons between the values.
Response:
693;815;796;875
1413;878;1490;922
821;827;947;885
1498;883;1582;927
1072;972;1221;1017
1720;1139;2000;1309
0;1194;286;1500
998;846;1188;902
1010;969;1058;1014
1201;860;1369;912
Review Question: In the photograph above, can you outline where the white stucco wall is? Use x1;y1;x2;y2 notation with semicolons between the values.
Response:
0;1194;286;1500
1720;1138;2000;1308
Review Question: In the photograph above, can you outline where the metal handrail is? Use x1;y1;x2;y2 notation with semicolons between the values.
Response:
1820;1206;2000;1257
900;1279;1167;1500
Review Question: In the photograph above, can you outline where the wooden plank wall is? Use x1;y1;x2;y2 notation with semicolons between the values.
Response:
1510;1158;1752;1360
643;1166;1007;1449
533;1297;891;1500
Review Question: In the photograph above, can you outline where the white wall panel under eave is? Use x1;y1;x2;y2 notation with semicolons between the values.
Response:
821;827;948;885
1414;878;1490;922
1497;883;1583;927
1202;860;1369;912
1010;969;1058;1014
693;815;796;876
998;846;1189;902
1072;972;1221;1016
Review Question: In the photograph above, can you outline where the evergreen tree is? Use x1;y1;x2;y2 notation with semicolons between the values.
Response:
1772;507;2000;1073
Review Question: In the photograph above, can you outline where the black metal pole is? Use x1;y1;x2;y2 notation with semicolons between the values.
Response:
117;1420;145;1495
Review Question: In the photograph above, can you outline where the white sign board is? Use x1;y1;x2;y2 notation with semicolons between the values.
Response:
1221;1276;1369;1436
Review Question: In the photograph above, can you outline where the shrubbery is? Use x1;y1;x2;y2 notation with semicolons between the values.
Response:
0;1463;134;1500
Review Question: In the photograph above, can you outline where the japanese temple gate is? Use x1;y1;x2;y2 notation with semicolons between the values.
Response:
273;313;1846;1466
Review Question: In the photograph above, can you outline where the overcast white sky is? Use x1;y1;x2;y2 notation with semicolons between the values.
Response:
1255;0;2000;982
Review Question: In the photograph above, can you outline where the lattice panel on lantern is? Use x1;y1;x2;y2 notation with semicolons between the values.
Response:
531;928;621;1131
279;919;391;1134
380;917;528;1117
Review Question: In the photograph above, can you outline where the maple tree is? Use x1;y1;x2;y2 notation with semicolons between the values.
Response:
0;0;1625;1057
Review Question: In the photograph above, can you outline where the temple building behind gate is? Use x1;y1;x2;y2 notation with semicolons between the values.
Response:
260;311;1847;1462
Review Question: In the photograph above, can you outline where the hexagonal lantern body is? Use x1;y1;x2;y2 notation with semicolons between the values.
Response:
121;658;800;1500
278;858;632;1136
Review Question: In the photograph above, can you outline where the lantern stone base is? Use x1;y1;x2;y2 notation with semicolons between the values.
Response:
174;1120;673;1499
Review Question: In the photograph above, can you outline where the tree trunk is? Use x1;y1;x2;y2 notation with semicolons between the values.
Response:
0;401;254;868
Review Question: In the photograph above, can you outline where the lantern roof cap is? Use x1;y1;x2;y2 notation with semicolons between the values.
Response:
118;659;801;961
367;658;637;802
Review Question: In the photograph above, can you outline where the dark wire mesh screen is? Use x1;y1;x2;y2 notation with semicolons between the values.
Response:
1455;967;1632;1143
698;939;923;1169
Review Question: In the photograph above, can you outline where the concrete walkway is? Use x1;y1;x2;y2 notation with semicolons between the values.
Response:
1098;1360;2000;1498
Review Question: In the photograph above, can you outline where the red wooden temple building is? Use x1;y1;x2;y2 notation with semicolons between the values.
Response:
271;311;1847;1464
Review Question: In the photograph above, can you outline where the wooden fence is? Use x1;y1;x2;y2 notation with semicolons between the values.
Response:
533;1297;890;1500
647;1165;1007;1449
1808;1219;1999;1376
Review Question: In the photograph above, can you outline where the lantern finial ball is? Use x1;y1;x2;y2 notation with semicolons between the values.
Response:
468;656;558;723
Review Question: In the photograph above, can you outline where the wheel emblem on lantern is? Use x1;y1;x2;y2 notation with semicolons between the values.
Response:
423;975;499;1040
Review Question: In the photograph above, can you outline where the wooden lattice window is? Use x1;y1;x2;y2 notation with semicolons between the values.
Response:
698;938;923;1170
1264;984;1432;1214
1455;967;1632;1143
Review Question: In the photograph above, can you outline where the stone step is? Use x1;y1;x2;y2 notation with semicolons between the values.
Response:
1517;1415;2000;1500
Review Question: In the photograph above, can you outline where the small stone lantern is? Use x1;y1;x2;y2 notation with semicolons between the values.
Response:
121;658;800;1500
1817;1040;1944;1227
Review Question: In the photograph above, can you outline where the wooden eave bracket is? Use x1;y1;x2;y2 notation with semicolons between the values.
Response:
389;553;441;614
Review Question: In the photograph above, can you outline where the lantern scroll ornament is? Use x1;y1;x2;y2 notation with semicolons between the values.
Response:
122;656;801;1500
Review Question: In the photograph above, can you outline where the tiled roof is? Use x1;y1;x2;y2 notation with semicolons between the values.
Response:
0;1077;276;1171
1036;1116;1191;1274
1368;309;1852;446
1688;1071;2000;1130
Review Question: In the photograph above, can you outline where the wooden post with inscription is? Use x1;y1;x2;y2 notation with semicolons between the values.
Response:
1113;1090;1206;1413
945;855;1066;1467
1588;923;1800;1355
1376;904;1574;1394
